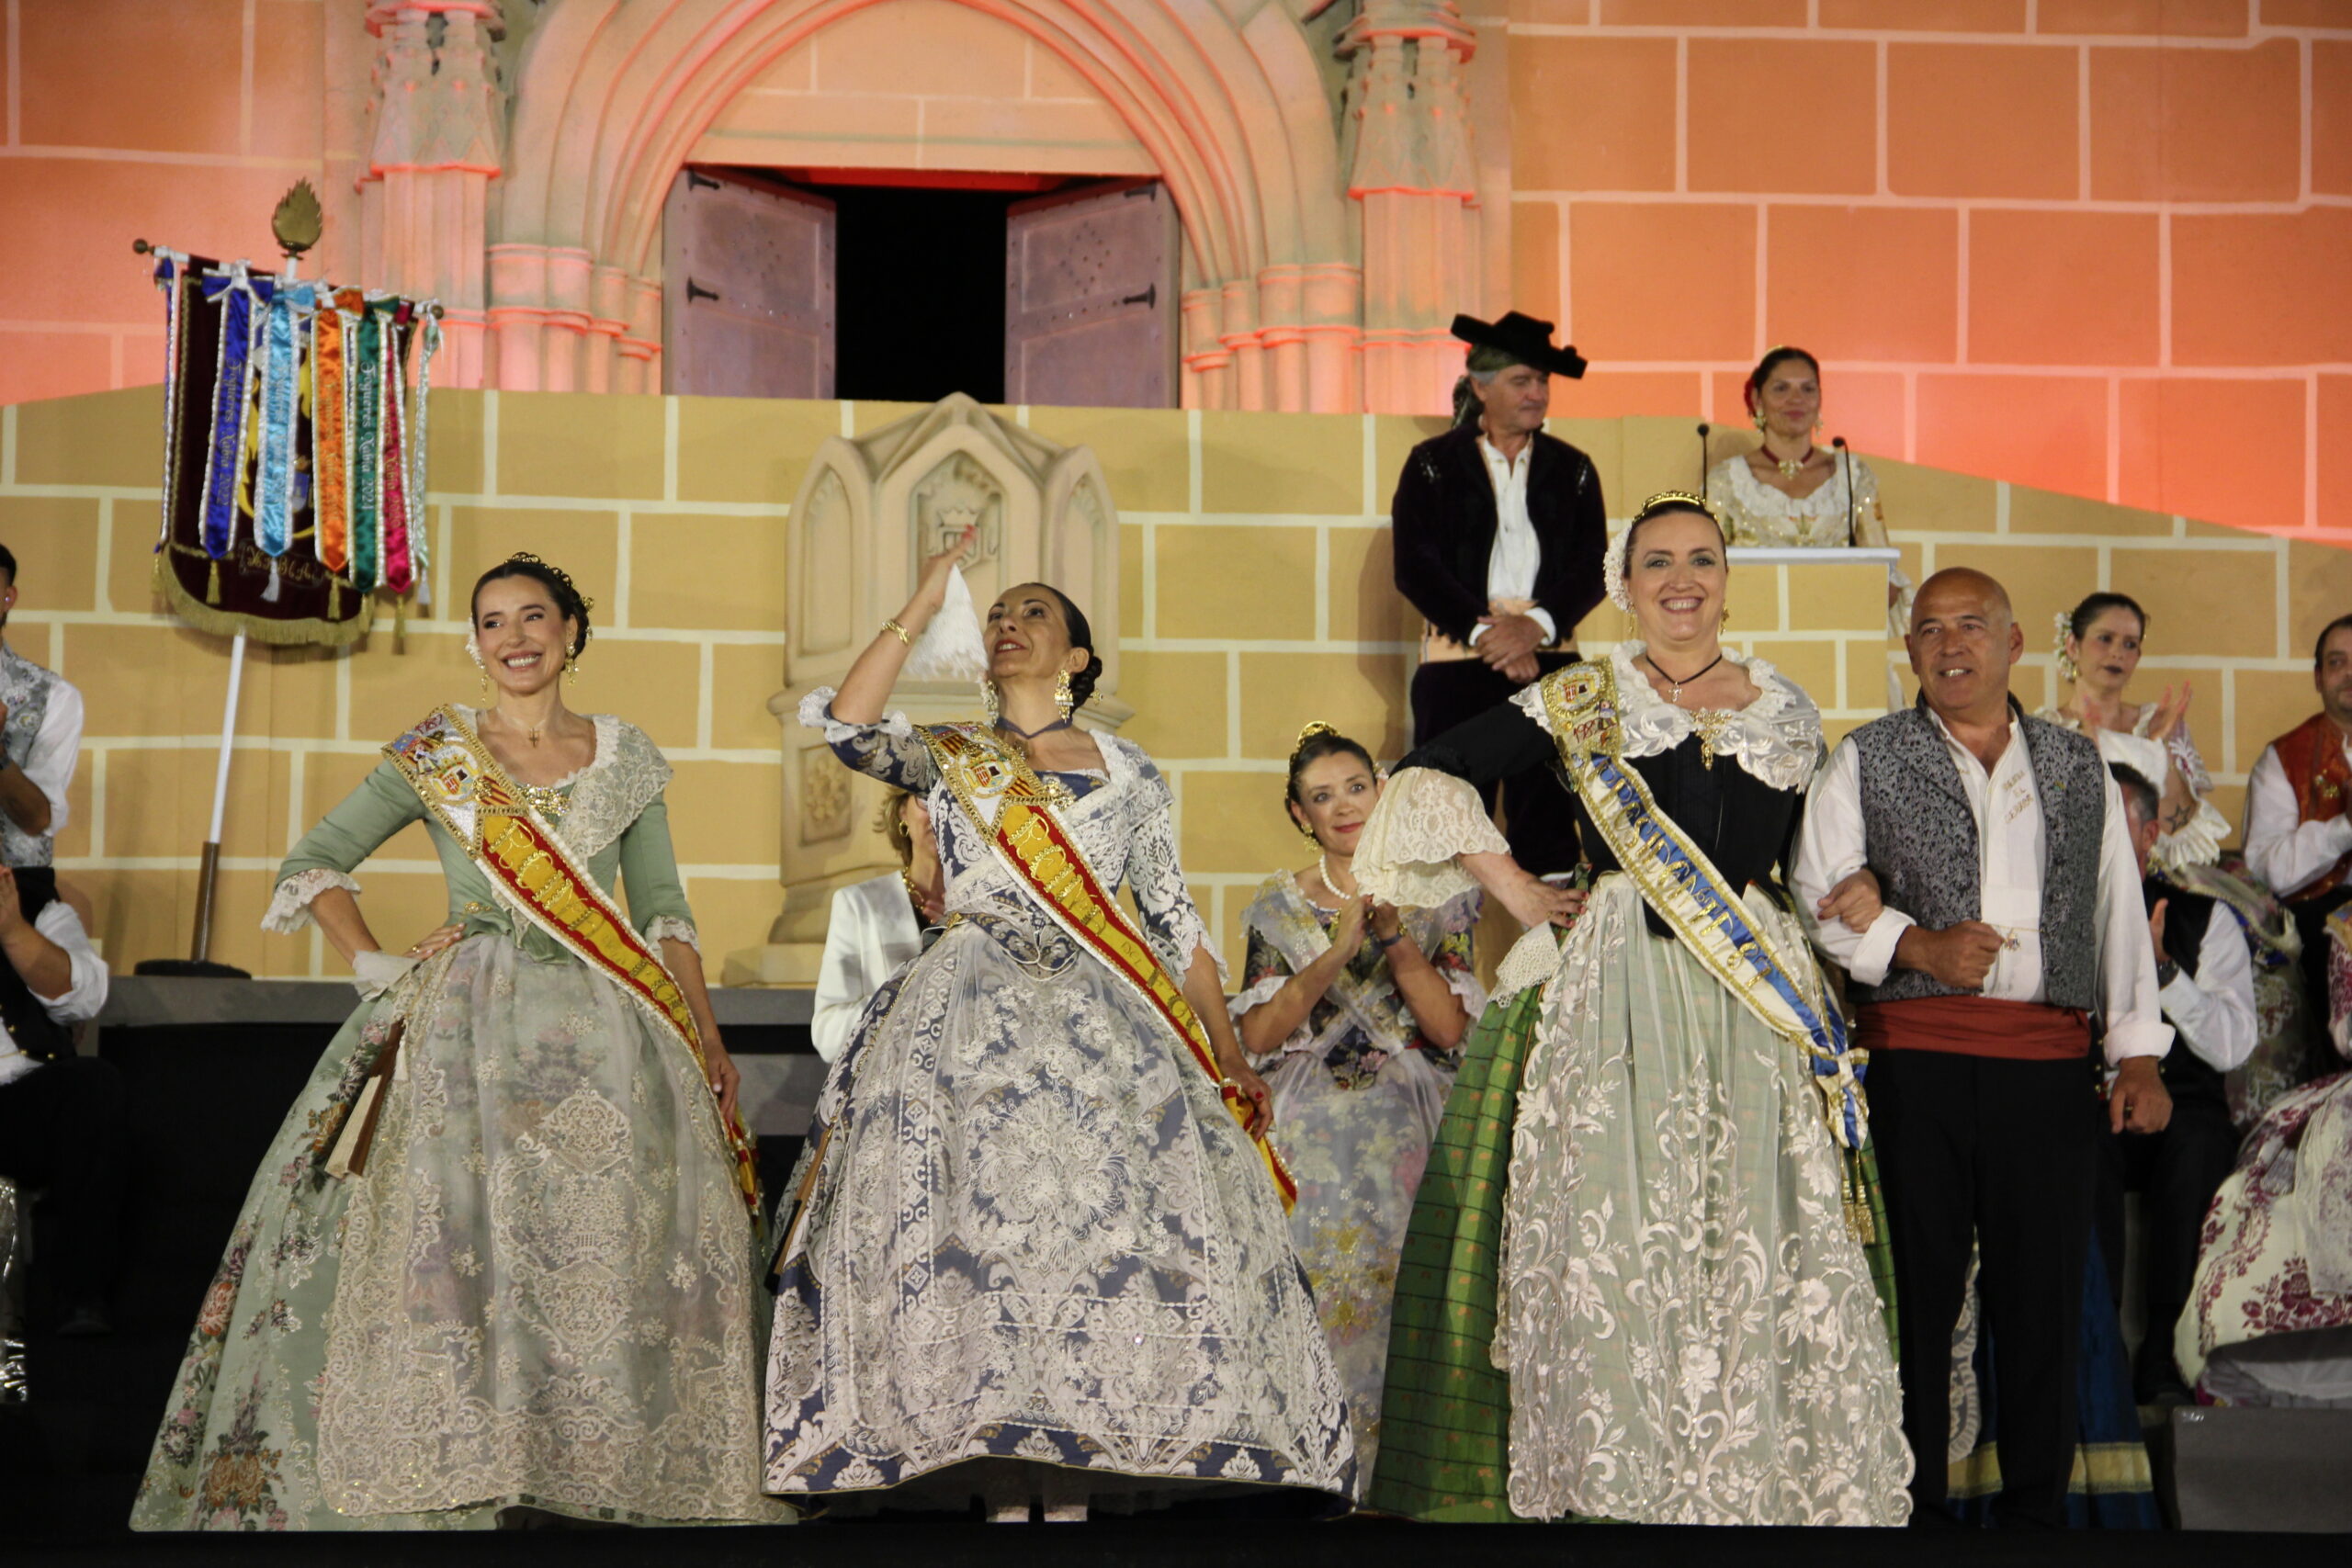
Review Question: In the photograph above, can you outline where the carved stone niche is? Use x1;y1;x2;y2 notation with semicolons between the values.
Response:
722;394;1128;987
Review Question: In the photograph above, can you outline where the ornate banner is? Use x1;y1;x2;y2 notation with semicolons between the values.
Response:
383;705;763;1217
149;256;436;646
922;723;1298;1210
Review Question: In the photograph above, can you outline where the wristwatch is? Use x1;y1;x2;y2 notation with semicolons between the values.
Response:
2154;958;2180;989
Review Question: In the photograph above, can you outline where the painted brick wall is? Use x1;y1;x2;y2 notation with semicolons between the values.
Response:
3;0;2347;541
1504;0;2352;542
6;385;2348;978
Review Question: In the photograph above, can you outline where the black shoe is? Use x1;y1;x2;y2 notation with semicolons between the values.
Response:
55;1305;111;1337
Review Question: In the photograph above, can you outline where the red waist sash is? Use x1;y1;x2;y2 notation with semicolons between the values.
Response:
1856;996;2091;1061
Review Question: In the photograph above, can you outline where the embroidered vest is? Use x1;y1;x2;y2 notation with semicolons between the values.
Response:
0;866;69;1062
0;643;57;868
2269;713;2352;901
1850;704;2107;1010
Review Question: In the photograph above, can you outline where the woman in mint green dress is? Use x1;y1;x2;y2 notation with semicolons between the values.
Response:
132;556;782;1530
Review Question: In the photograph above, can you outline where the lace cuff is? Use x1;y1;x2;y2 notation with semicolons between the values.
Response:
1489;924;1564;1008
644;915;700;953
262;868;361;933
2154;797;2232;874
797;687;917;744
1443;964;1491;1021
1229;973;1290;1019
1354;768;1506;908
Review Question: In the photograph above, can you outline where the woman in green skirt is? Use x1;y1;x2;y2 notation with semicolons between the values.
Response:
1356;495;1909;1525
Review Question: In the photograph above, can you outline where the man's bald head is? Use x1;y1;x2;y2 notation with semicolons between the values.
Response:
1913;568;2014;627
1906;566;2025;727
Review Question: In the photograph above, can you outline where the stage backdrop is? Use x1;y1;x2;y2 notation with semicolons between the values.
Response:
0;2;2346;538
5;384;2349;978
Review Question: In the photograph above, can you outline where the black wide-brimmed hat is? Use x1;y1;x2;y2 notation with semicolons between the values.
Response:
1451;310;1588;379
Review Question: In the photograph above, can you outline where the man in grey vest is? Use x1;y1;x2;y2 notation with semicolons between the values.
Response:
1792;567;2173;1528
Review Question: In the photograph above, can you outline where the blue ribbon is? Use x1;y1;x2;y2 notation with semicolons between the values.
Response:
196;274;256;562
1589;751;1868;1150
254;283;312;558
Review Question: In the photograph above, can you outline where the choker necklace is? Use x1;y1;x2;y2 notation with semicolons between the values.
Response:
995;715;1073;741
1765;443;1814;479
1646;649;1725;705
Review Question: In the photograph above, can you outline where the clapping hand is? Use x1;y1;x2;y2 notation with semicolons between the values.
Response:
0;865;23;938
2147;682;2193;743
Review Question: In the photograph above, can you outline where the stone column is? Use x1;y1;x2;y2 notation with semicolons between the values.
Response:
1340;1;1477;416
358;1;507;389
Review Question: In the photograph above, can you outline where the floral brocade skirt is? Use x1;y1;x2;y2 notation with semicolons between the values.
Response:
1259;1040;1454;1500
1374;879;1911;1526
130;935;781;1530
763;903;1354;1502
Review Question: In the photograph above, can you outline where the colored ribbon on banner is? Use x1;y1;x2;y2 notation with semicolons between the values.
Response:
311;289;356;574
349;303;383;589
379;305;413;595
404;309;439;598
197;268;255;567
254;281;312;558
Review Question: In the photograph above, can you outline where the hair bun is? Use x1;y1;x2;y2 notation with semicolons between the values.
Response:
1294;720;1340;752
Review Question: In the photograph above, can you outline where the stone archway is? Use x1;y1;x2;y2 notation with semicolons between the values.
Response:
488;0;1364;410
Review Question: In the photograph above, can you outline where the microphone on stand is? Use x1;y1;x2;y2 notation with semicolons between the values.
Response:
1833;436;1855;547
1695;422;1711;493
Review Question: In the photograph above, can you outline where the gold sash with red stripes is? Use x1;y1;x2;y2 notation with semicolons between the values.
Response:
922;723;1296;1210
384;705;761;1214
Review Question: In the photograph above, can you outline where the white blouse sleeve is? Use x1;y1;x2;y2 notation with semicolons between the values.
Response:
1351;768;1508;908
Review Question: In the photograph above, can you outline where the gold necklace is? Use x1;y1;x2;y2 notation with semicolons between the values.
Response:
1765;442;1813;479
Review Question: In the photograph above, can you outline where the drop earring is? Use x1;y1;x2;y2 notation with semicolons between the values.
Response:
564;642;582;684
469;641;490;700
1054;670;1076;722
1720;604;1732;630
981;680;1001;721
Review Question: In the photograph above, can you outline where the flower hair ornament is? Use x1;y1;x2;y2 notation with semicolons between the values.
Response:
2052;610;2079;682
1604;491;1724;612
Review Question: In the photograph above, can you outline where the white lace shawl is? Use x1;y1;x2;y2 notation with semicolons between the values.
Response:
1354;645;1823;911
262;711;676;932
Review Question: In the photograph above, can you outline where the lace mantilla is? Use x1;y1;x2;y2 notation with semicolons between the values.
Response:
262;868;362;933
452;708;668;861
1353;769;1506;909
1513;643;1822;794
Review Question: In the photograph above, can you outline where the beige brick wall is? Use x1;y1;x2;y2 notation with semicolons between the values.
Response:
6;389;2348;977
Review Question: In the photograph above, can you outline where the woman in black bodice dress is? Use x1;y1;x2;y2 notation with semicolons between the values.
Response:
1356;493;1911;1527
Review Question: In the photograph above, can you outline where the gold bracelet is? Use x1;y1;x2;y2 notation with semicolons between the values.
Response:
881;618;911;646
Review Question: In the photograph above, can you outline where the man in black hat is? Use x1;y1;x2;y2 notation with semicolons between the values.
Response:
1388;312;1606;875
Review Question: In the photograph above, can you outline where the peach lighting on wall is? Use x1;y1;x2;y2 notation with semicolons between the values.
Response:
2;1;2347;540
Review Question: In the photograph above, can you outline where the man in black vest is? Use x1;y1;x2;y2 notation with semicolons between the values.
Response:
1389;312;1606;876
1792;567;2173;1527
2101;762;2256;1405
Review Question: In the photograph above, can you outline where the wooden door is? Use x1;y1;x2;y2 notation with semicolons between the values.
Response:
1003;178;1177;409
662;168;836;399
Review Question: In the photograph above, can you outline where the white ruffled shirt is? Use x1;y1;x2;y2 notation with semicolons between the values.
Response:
0;902;110;1087
1468;434;1557;646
